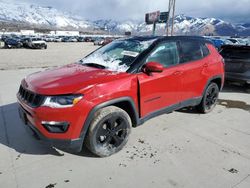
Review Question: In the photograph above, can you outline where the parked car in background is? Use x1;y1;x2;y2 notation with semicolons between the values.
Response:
62;37;78;42
54;37;63;42
94;38;104;46
243;38;250;46
220;45;250;85
84;37;94;42
4;38;23;48
20;37;31;48
221;39;234;45
27;38;47;49
43;37;56;42
228;38;247;45
102;37;114;46
17;36;224;157
77;37;85;42
209;38;225;50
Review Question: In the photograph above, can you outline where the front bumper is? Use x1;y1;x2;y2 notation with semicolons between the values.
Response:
17;94;93;152
18;105;84;152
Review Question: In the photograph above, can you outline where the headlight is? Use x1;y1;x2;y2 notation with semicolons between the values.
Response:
42;94;83;108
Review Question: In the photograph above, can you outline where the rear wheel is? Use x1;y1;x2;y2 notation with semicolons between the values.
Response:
85;106;131;157
197;82;219;113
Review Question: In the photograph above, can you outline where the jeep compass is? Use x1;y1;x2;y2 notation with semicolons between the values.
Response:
17;36;225;157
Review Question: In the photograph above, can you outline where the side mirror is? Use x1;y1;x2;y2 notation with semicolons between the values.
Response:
143;62;164;74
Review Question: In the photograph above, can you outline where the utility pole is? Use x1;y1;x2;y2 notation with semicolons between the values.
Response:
171;0;176;36
166;0;172;36
152;21;156;36
166;0;176;36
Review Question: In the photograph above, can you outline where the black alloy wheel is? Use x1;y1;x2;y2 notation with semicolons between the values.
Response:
96;116;128;149
85;106;131;157
197;82;219;113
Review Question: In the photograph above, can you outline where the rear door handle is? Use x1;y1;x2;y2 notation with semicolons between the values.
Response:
203;63;208;68
173;71;182;75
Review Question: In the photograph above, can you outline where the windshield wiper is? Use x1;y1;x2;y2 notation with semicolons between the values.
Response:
82;63;106;69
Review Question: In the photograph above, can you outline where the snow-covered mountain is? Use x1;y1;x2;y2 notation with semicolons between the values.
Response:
0;0;249;36
93;16;250;36
0;0;94;30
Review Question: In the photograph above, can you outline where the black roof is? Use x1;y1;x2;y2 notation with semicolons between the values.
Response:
125;36;162;41
126;35;212;44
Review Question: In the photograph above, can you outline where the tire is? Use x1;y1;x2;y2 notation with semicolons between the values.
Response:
85;106;131;157
197;82;219;113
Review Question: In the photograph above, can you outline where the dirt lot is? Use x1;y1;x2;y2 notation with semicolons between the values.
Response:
0;42;98;70
0;43;250;188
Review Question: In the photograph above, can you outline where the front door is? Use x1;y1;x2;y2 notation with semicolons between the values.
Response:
137;41;182;117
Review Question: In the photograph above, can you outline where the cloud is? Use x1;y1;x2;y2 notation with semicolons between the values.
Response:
24;0;250;23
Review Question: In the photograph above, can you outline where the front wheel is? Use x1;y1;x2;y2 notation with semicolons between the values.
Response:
197;82;219;113
85;106;131;157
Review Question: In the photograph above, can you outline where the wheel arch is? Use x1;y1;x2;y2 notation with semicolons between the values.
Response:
211;77;223;91
79;97;139;141
203;75;223;96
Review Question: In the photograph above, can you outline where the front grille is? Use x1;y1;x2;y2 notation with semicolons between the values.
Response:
18;85;45;108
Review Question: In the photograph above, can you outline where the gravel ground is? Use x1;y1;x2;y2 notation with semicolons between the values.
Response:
0;42;98;70
0;43;250;188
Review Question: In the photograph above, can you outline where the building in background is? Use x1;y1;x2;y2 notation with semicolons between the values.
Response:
50;30;80;36
20;30;35;35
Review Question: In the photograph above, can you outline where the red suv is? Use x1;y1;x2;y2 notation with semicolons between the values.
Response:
17;36;225;157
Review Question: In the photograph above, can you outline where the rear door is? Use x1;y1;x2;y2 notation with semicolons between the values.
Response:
177;40;209;101
137;41;182;117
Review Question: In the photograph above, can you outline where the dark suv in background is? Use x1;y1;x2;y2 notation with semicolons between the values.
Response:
17;36;225;157
220;45;250;86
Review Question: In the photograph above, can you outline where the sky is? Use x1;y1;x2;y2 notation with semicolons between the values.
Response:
24;0;250;23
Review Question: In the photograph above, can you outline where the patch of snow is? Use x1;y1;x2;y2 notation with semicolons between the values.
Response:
81;53;129;72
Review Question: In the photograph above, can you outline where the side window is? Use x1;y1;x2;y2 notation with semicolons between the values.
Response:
145;42;179;68
201;43;210;57
179;41;203;63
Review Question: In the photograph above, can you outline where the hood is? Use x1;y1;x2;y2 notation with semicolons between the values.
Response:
23;63;129;95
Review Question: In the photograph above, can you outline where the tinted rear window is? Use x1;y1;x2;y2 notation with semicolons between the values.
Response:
220;48;250;59
201;43;210;57
179;41;203;63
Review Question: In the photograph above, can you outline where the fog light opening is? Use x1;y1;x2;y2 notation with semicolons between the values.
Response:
41;121;69;133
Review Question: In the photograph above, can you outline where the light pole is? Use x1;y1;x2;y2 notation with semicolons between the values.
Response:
166;0;172;36
171;0;176;36
166;0;176;36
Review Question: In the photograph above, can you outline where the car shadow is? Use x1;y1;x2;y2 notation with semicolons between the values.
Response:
176;107;200;114
0;102;97;157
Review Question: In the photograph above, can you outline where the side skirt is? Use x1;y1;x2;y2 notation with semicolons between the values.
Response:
137;97;202;126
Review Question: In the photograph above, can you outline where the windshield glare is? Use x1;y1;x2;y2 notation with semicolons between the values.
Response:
80;39;155;72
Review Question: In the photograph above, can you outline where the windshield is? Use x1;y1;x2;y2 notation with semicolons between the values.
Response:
80;39;155;72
